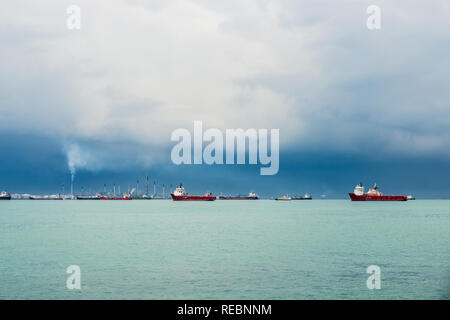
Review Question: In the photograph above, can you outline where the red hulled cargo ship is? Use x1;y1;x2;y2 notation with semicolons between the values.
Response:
349;183;408;201
171;184;216;201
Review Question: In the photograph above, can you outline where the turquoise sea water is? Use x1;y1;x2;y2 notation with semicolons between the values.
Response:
0;200;449;300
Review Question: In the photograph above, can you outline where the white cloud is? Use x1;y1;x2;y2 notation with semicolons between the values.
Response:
1;0;450;171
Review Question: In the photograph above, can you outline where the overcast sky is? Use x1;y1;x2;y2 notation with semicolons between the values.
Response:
1;1;450;197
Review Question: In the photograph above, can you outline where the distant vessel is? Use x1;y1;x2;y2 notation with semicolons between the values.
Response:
29;195;63;200
349;183;408;201
407;195;416;200
170;184;216;201
275;195;292;201
151;195;166;200
132;195;152;200
0;191;11;200
99;195;132;200
77;195;100;200
291;193;312;200
219;192;259;200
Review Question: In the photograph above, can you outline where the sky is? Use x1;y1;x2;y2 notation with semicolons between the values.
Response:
1;0;450;198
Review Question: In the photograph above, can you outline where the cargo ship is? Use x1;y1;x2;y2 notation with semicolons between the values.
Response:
77;195;100;200
349;183;408;201
219;192;259;200
292;193;312;200
0;191;11;200
99;195;132;200
170;184;216;201
132;195;152;200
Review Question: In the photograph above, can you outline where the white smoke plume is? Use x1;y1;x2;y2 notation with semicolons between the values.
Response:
66;143;87;182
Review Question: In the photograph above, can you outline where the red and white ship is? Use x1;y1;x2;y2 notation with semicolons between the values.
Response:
170;184;216;201
349;182;408;201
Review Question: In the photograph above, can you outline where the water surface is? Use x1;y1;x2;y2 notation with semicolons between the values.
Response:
0;200;448;299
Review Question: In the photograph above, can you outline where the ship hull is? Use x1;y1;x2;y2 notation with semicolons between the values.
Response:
99;197;132;200
0;196;11;200
171;194;216;201
349;193;407;201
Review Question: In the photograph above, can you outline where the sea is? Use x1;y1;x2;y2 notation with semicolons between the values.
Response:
0;200;449;299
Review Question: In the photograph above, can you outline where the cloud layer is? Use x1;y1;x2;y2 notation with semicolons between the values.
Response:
1;0;450;173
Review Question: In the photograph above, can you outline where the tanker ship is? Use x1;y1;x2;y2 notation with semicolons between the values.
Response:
292;193;312;200
349;183;407;201
219;192;259;200
99;194;132;200
0;191;11;200
170;184;216;201
77;195;101;200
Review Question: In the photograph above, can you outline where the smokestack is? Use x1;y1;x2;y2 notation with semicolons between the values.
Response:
113;184;116;197
136;180;139;196
163;184;165;199
146;176;149;195
153;181;156;196
104;184;106;194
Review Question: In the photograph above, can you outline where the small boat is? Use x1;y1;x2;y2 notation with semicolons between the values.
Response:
219;192;259;200
292;193;312;200
170;184;216;201
349;183;408;201
407;195;416;200
0;191;11;200
275;195;292;201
